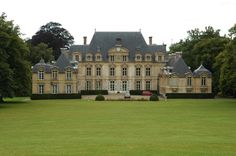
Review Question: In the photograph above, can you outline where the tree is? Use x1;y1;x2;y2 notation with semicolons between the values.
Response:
30;22;74;60
0;13;31;102
28;42;54;65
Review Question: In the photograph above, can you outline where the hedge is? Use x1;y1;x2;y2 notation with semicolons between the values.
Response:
31;94;81;100
165;93;215;99
80;90;108;95
130;90;159;95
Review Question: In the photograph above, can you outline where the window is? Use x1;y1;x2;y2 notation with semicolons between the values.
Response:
122;81;128;91
38;70;44;80
96;67;101;76
110;55;114;62
146;55;151;61
187;77;192;86
96;55;101;61
52;70;57;80
201;77;206;86
66;84;72;93
75;55;80;61
85;81;92;90
38;84;44;94
122;56;127;62
136;55;141;61
52;84;58;94
66;70;72;80
86;67;92;76
86;55;92;61
145;81;151;90
136;81;141;90
146;67;151;76
109;81;115;91
136;68;141;76
122;67;127;76
110;67;115;76
95;80;102;90
158;56;162;62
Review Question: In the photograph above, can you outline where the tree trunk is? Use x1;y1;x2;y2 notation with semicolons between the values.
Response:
0;96;4;103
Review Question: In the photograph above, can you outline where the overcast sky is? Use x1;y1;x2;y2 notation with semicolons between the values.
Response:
1;0;236;48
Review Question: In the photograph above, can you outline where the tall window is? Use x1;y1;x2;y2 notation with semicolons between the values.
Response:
38;70;44;80
122;56;127;62
52;84;58;94
85;81;92;90
95;80;102;90
109;81;115;91
158;56;162;62
110;55;114;62
66;84;72;93
201;77;206;86
38;84;44;94
96;67;101;76
110;67;115;76
66;70;72;80
86;67;92;76
122;81;128;91
122;68;127;76
52;70;58;80
146;67;151;76
145;81;151;90
136;81;141;90
136;68;141;76
187;77;192;86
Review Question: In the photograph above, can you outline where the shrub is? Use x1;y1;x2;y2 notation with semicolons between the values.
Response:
165;93;214;99
149;94;159;101
95;94;105;101
31;94;81;100
81;90;108;95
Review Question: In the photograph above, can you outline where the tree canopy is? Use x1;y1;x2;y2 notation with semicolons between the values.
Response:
30;22;74;60
0;13;31;102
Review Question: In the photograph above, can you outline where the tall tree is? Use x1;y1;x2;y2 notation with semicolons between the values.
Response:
0;13;31;102
30;22;74;60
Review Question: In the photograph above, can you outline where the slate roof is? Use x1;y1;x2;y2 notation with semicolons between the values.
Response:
193;64;211;76
68;31;166;61
167;55;192;77
32;58;56;73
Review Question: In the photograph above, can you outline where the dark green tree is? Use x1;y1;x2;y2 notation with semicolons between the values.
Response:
30;22;74;60
28;42;54;65
0;13;31;102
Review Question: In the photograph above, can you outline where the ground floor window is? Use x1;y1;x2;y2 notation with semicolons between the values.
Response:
52;84;58;94
145;81;151;90
38;84;44;94
95;80;102;90
109;81;115;91
136;81;141;90
66;84;72;94
85;81;92;90
122;81;128;91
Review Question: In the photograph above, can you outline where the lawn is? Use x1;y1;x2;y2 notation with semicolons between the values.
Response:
0;98;236;156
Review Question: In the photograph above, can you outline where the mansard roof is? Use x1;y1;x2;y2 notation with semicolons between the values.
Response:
68;31;166;61
193;64;211;76
32;58;56;73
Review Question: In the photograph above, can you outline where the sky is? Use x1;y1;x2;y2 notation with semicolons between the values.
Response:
1;0;236;48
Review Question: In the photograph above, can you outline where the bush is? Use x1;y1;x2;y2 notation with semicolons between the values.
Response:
149;94;159;101
31;94;81;100
166;93;214;99
130;90;159;95
95;94;105;101
81;90;108;95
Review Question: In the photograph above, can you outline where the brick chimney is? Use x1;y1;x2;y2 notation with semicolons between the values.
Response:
83;36;87;45
149;36;152;45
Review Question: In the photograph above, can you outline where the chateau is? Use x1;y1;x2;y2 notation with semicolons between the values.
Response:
32;32;212;95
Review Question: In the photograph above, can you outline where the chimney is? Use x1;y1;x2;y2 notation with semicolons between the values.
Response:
83;36;87;45
149;36;152;45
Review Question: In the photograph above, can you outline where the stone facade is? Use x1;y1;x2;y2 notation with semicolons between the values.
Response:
32;31;212;95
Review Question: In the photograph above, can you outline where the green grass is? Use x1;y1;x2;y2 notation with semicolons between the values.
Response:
0;98;236;156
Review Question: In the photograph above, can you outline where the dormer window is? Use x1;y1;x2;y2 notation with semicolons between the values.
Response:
86;54;92;61
110;55;115;62
122;56;128;62
145;55;152;61
96;55;101;61
136;54;142;61
75;55;80;61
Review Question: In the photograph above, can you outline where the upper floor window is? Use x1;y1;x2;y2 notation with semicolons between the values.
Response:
86;55;92;61
136;68;141;76
66;70;72;80
110;67;115;76
122;56;128;62
110;55;115;62
96;67;101;76
122;67;127;76
52;70;58;80
96;55;101;61
38;70;44;80
145;81;151;90
146;67;151;76
86;67;92;76
201;77;206;86
146;55;151;61
187;76;192;86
